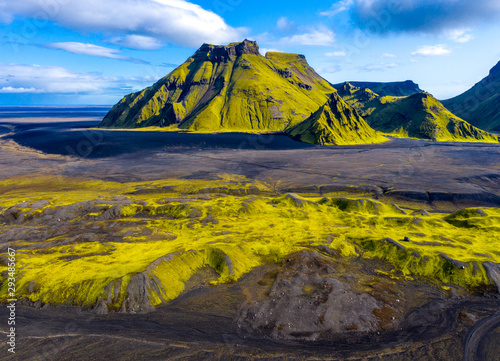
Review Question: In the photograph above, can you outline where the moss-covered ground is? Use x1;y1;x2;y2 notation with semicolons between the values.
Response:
0;175;499;310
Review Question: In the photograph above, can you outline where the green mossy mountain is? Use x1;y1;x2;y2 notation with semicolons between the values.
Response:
286;92;387;145
442;60;500;132
100;40;336;132
332;80;423;97
337;82;499;142
368;92;499;142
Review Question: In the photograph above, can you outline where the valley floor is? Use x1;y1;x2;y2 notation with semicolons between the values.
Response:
0;120;499;360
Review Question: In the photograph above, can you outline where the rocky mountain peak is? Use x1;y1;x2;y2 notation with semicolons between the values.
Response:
194;39;260;62
338;82;358;95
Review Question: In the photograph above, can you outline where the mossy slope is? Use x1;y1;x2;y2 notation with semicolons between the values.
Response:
1;175;500;312
442;60;500;132
100;40;335;132
368;92;499;142
286;92;387;145
338;83;499;142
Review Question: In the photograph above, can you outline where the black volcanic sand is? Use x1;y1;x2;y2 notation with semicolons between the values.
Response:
2;121;500;209
1;120;500;360
1;255;499;361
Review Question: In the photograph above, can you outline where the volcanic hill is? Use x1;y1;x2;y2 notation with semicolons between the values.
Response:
443;60;500;132
286;92;387;145
100;40;337;132
337;82;499;142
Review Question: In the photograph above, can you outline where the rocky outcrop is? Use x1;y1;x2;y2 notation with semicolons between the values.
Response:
237;250;393;340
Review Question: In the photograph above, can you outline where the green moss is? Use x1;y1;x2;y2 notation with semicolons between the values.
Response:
99;41;336;132
1;175;499;309
286;92;387;145
337;86;499;143
369;93;498;142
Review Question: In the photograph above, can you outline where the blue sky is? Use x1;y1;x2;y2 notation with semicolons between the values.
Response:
1;0;500;105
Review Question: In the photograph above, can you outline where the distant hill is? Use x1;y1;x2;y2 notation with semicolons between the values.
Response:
368;92;498;142
100;40;336;132
442;61;500;132
332;80;423;97
286;92;387;145
336;82;498;142
336;82;380;116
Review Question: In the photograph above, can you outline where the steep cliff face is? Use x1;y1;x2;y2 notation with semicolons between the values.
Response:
286;92;387;145
100;40;336;132
443;60;500;132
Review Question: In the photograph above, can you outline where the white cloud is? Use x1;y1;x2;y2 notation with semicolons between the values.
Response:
382;53;396;58
411;44;451;56
447;28;473;43
0;0;244;48
319;65;341;73
276;17;294;31
0;87;41;93
360;62;399;72
260;48;282;55
47;42;129;60
0;63;156;95
325;51;346;57
320;0;353;17
109;35;165;50
281;26;335;46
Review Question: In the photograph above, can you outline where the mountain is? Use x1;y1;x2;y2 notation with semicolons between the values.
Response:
367;92;499;142
100;40;336;132
332;80;423;97
336;82;381;116
442;60;500;132
286;92;387;145
335;82;498;142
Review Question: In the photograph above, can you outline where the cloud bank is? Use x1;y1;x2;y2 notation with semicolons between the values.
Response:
0;0;244;47
349;0;500;34
0;63;156;95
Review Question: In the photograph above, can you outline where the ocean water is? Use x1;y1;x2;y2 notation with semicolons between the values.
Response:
0;106;111;119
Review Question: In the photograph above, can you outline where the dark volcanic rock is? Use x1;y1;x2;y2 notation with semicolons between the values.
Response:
237;250;386;340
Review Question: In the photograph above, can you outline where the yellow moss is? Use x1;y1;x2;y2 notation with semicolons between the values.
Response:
1;175;499;309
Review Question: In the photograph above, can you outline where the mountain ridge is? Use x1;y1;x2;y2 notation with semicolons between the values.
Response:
336;82;498;142
442;60;500;132
368;92;499;142
332;80;423;97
